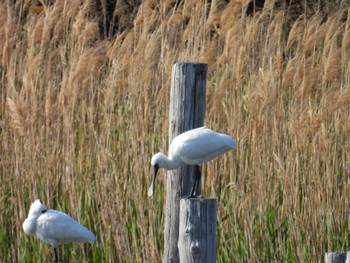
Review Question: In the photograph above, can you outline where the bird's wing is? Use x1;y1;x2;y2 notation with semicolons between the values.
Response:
37;211;95;245
174;129;234;165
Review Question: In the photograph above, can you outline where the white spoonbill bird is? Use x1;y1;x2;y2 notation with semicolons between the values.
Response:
148;126;237;197
23;199;95;263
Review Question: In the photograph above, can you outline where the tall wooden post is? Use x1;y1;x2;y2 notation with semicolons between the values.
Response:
325;252;350;263
163;62;207;263
178;198;217;263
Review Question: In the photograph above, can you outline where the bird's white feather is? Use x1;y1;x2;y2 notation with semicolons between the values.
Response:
149;127;237;196
36;210;95;246
169;127;236;165
23;200;95;248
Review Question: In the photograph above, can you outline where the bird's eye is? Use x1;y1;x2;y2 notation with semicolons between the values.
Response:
41;209;47;214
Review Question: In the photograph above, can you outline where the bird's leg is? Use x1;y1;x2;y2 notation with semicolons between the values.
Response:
54;247;58;263
194;165;202;196
190;165;201;197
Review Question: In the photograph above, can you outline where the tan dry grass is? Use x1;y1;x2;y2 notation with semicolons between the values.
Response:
1;0;350;262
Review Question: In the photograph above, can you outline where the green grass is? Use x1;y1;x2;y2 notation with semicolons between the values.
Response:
1;0;350;262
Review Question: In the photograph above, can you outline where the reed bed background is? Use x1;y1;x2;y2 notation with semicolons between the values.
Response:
1;0;350;262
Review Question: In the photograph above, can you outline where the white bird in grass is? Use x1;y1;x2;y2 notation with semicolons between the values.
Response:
23;199;95;263
148;126;237;197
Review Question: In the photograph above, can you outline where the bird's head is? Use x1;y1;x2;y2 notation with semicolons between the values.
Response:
151;152;167;168
148;153;167;197
28;199;48;217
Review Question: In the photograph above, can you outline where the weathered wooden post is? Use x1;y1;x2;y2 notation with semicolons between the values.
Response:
163;62;208;262
325;252;350;263
178;198;217;263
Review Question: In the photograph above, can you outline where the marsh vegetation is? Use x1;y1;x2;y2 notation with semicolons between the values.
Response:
1;0;350;262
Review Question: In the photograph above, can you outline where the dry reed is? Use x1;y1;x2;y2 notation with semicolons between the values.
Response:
1;0;350;262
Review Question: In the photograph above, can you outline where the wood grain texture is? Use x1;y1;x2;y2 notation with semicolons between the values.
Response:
163;62;207;263
325;252;350;263
178;198;217;263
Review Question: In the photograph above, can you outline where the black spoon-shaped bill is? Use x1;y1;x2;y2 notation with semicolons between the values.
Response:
148;164;159;197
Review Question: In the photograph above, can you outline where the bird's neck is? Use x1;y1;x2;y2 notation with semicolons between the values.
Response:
23;217;37;236
162;155;182;170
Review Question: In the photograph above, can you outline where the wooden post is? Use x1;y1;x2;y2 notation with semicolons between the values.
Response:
163;62;207;263
178;198;217;263
325;252;350;263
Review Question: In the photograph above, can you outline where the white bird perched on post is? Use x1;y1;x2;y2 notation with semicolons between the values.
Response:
148;126;237;198
23;199;96;263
